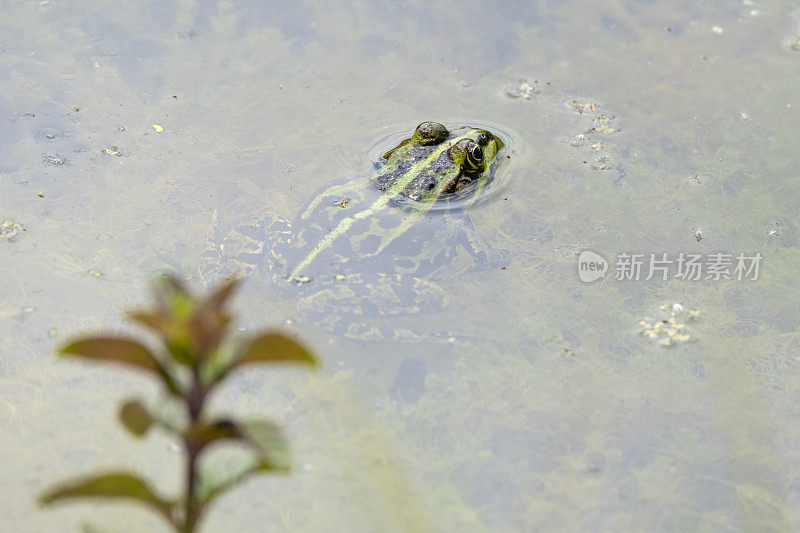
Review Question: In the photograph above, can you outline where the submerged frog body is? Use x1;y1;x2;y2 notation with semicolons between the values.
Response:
203;122;506;339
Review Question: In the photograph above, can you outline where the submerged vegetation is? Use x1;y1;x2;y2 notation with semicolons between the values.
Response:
38;274;317;532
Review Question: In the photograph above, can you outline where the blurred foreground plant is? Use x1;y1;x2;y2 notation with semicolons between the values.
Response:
39;274;317;532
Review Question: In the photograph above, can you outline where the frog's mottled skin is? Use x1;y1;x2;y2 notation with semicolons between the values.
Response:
202;122;505;338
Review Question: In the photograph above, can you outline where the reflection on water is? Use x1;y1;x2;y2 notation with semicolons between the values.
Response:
2;0;800;530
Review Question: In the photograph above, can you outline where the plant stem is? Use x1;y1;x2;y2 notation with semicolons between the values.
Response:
181;366;206;533
182;445;200;533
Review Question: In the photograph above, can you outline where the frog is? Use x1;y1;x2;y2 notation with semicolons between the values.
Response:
201;122;506;340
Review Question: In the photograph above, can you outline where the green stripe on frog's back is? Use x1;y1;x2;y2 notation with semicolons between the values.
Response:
287;131;475;282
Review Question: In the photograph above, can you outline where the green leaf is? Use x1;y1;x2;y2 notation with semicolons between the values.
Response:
125;274;198;366
238;420;291;472
151;273;193;314
197;459;279;512
128;274;238;365
126;309;196;366
185;418;289;471
200;341;240;385
205;332;316;385
39;472;175;520
118;400;154;437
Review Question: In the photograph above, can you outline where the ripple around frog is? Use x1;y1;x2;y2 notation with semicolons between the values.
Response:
365;120;519;213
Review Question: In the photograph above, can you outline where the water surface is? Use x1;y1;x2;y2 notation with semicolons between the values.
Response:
2;1;800;531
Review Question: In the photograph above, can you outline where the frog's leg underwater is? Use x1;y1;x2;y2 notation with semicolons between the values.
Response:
199;209;292;287
299;176;373;220
444;211;512;271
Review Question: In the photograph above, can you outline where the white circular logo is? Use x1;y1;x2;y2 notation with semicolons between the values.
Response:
578;250;608;282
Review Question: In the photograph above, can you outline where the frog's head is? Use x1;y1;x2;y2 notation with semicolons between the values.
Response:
376;122;504;204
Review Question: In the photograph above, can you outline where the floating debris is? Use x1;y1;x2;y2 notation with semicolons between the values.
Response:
570;99;597;115
767;222;783;237
568;100;620;133
568;133;587;147
152;124;164;133
590;155;611;171
102;146;122;156
42;154;68;166
639;303;700;346
592;114;618;134
712;26;724;34
505;79;537;99
692;227;704;242
87;269;104;278
0;220;24;240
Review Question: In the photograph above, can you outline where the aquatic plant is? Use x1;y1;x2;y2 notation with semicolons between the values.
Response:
39;274;317;533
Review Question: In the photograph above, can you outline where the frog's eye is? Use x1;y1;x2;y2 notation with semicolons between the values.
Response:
469;144;484;161
460;141;486;175
464;142;483;169
415;122;449;146
476;132;492;146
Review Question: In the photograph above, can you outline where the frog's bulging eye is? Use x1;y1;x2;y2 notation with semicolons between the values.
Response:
476;132;492;146
470;145;484;161
462;141;485;175
465;142;483;167
415;122;449;146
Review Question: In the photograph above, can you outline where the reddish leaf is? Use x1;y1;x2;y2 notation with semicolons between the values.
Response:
201;277;241;314
185;419;241;451
125;309;167;334
60;337;162;374
236;332;316;369
59;336;182;395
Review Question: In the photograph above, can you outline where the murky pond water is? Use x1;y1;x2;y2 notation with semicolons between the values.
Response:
2;0;800;531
